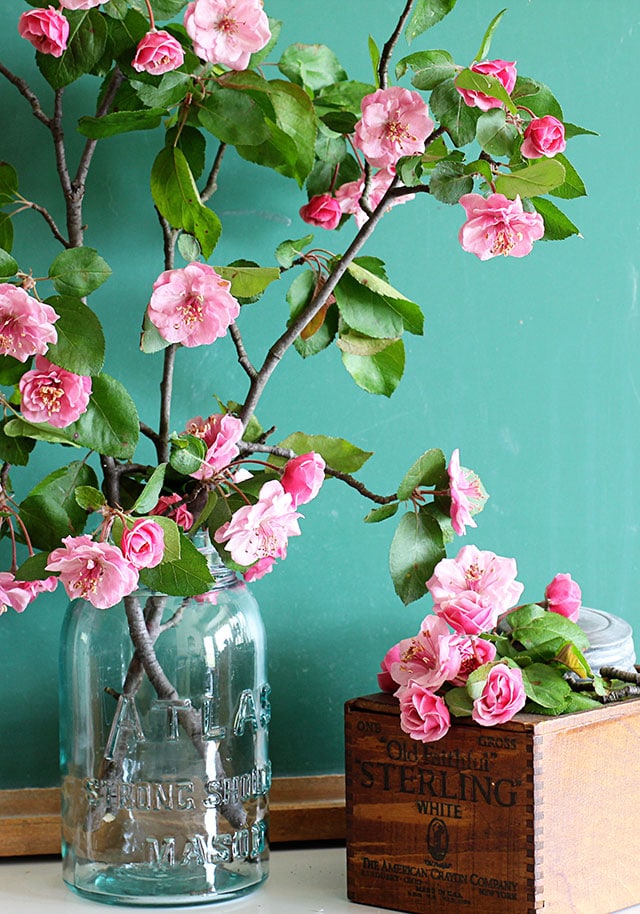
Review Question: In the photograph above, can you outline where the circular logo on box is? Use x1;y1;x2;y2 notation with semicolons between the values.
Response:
427;817;449;861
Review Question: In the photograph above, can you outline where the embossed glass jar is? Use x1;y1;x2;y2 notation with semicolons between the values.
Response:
59;539;270;905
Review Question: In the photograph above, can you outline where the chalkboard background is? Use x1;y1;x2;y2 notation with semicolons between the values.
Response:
0;0;638;788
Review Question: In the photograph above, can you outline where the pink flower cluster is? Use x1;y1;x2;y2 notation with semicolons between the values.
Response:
458;193;545;260
185;412;244;481
46;518;165;610
184;0;271;70
147;262;240;348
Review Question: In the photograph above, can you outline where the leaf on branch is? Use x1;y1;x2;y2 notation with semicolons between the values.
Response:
45;295;106;376
275;234;314;269
474;8;507;63
19;460;99;551
396;50;457;90
49;248;112;297
494;158;566;199
397;449;446;501
131;463;167;515
454;68;516;115
77;108;168;139
140;532;213;597
405;0;458;44
278;431;373;473
389;509;445;605
216;264;280;299
364;502;398;524
37;9;108;89
532;197;580;242
341;338;405;397
0;249;18;280
278;43;347;92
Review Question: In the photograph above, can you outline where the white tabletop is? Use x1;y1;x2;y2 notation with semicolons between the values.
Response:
0;846;638;913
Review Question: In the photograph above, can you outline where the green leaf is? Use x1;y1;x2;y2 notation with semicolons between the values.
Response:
337;331;398;357
151;146;222;259
334;273;402;340
275;234;314;269
0;214;13;253
287;270;338;358
368;35;381;87
278;43;347;91
0;356;29;387
364;502;398;524
454;68;516;115
37;10;108;89
177;233;201;263
509;608;589;653
139;533;213;597
278;432;372;473
198;86;269;147
429;79;481;147
49;248;112;297
19;460;98;551
397;449;446;501
429;160;474;204
521;663;572;711
74;485;107;511
131;463;167;515
476;108;518;157
45;296;105;376
494;159;566;199
396;50;456;90
140;311;172;355
346;262;423;335
132;71;192;109
77;108;167;139
170;433;207;477
389;509;445;605
341;338;405;397
15;551;52;583
0;417;35;466
548;154;587;200
445;687;474;717
564;122;599;140
533;197;580;242
0;163;19;206
0;249;18;279
141;514;182;563
216;264;280;299
405;0;458;43
474;9;507;63
511;77;563;120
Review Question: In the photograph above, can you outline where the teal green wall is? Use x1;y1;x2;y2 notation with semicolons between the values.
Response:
0;0;639;786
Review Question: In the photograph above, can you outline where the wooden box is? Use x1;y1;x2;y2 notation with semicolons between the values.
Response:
345;692;640;914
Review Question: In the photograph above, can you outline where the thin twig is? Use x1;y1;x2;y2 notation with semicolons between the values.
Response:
100;456;120;508
15;200;69;248
0;61;51;127
229;321;258;380
73;68;124;193
201;142;227;203
378;0;416;89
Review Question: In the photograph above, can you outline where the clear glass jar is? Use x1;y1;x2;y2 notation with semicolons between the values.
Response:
59;541;270;906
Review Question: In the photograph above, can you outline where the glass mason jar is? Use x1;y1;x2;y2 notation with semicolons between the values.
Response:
59;538;270;906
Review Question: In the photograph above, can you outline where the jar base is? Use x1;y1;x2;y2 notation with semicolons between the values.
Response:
64;861;268;906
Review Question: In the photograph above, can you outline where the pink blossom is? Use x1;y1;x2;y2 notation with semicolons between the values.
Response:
18;7;69;58
281;452;325;507
147;262;240;348
335;167;412;228
299;194;342;231
18;356;91;428
458;193;545;260
435;590;500;635
150;493;194;532
121;519;165;570
353;87;434;169
449;635;497;686
521;115;566;159
184;0;271;70
447;448;488;536
427;545;524;618
470;663;526;726
214;479;301;567
132;30;185;76
0;285;59;363
0;573;56;614
391;616;461;690
377;642;402;692
396;681;451;742
46;535;139;609
243;556;276;583
544;572;581;623
59;0;103;8
456;59;517;111
185;412;244;481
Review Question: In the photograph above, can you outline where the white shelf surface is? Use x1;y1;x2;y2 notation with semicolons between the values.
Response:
1;846;639;913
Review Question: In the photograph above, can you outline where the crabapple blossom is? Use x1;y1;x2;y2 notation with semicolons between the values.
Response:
448;634;497;686
147;262;240;348
0;285;58;362
151;493;194;532
46;535;139;609
299;194;342;230
447;448;488;536
281;452;325;507
132;30;185;76
544;572;581;622
427;545;524;618
435;590;500;635
456;59;517;111
521;115;566;158
377;642;402;692
396;681;451;742
18;7;69;58
18;356;92;428
0;573;56;614
353;87;434;169
469;662;526;726
243;556;276;582
214;479;301;567
185;412;244;480
458;193;545;260
335;167;412;228
184;0;271;70
391;615;462;690
120;519;165;570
